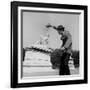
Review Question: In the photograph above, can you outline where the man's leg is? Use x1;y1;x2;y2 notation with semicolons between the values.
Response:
59;52;70;75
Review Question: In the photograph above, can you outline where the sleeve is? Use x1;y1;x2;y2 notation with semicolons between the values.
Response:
63;32;72;49
53;26;57;30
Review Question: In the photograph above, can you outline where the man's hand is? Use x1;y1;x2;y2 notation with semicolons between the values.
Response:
60;47;65;50
46;23;52;28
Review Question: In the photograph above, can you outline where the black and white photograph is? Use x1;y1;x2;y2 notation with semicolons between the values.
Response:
22;11;79;77
11;1;87;88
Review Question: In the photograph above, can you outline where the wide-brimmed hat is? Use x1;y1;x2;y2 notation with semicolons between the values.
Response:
57;25;64;31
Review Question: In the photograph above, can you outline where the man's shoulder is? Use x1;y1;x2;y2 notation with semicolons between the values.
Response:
64;30;69;33
64;30;70;35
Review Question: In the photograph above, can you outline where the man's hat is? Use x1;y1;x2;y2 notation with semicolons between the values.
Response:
57;25;64;31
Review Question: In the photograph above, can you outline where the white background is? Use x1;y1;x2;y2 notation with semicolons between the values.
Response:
0;0;89;90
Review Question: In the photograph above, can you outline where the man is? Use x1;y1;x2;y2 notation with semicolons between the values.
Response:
46;24;72;75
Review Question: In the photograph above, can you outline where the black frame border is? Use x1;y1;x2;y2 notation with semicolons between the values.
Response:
11;1;88;88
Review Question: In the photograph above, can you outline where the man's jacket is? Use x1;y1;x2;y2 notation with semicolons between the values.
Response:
61;30;72;54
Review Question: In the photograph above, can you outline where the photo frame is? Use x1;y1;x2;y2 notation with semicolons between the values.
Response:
11;1;88;88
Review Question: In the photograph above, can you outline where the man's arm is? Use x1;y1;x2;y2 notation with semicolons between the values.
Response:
53;26;57;30
46;23;57;30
